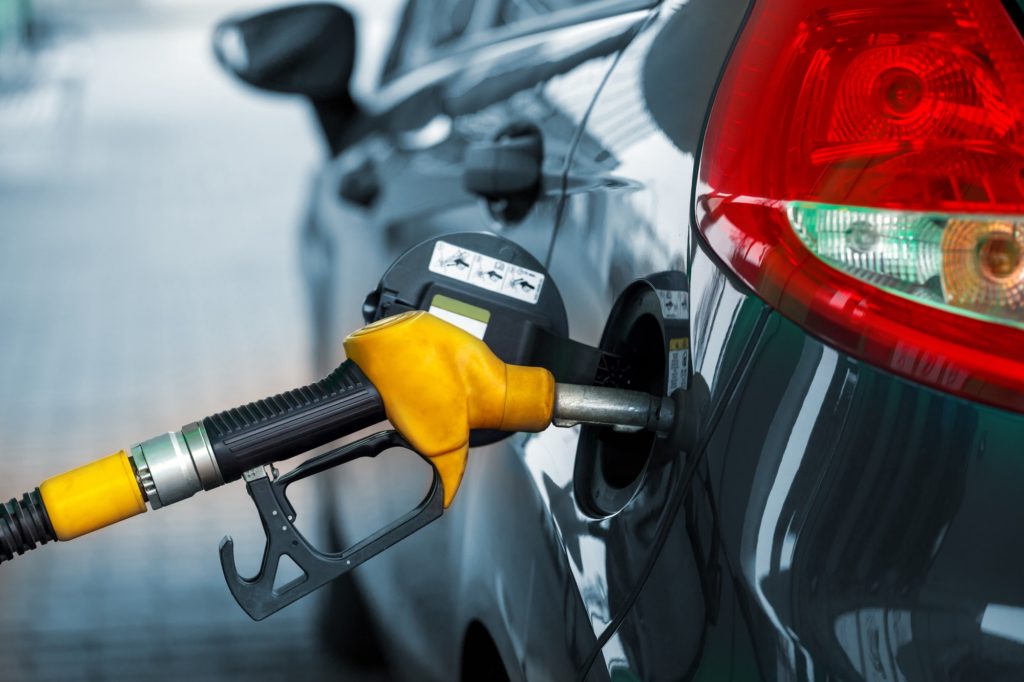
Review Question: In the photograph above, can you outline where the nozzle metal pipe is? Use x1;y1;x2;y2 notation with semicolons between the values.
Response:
552;383;676;436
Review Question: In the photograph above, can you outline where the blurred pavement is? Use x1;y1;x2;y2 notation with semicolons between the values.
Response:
0;3;384;680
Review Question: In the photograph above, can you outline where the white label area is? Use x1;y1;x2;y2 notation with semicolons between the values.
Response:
428;308;486;340
667;337;689;393
428;240;544;304
657;289;688;320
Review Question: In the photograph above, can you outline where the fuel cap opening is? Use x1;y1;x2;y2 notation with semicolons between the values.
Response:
574;273;688;518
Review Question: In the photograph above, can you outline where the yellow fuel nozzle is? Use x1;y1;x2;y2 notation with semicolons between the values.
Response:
344;311;555;507
0;311;556;564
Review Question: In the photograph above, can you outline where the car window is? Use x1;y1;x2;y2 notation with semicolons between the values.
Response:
381;0;604;82
381;0;494;80
380;0;430;80
433;0;477;45
496;0;601;25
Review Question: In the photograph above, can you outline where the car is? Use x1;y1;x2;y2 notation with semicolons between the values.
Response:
214;0;1024;679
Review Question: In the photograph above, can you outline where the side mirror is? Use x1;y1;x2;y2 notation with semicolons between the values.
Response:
212;2;357;100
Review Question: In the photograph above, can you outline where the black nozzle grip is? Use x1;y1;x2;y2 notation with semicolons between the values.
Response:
204;360;386;482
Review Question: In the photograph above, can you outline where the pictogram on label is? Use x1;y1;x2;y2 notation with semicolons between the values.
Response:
656;289;688;320
429;241;544;304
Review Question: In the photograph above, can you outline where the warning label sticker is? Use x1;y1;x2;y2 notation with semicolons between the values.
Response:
428;240;544;304
668;337;689;393
656;289;688;320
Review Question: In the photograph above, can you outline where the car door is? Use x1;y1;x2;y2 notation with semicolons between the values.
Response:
305;0;661;677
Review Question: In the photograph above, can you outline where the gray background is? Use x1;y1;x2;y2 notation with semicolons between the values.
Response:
0;1;387;679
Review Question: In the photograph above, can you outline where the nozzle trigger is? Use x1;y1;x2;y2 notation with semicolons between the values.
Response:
219;430;443;621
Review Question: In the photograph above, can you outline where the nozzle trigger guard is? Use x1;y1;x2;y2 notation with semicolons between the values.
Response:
219;430;443;621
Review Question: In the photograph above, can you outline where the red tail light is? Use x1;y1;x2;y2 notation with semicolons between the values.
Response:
696;0;1024;412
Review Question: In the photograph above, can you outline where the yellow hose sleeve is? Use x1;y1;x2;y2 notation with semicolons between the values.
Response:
39;451;147;541
344;311;554;507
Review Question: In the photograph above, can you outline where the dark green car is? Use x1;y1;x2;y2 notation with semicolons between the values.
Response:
217;0;1024;679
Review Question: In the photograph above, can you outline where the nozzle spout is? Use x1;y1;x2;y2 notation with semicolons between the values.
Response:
552;383;676;436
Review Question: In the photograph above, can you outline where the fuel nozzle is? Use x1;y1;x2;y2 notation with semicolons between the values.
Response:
0;311;678;566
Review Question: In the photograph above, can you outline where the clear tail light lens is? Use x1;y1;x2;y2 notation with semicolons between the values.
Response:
696;0;1024;412
788;203;1024;325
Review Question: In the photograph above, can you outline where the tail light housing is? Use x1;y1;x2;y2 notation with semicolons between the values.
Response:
696;0;1024;412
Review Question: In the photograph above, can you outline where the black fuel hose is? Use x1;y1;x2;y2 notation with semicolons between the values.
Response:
0;490;56;564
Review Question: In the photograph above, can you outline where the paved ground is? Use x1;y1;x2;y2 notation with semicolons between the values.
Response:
0;3;385;680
